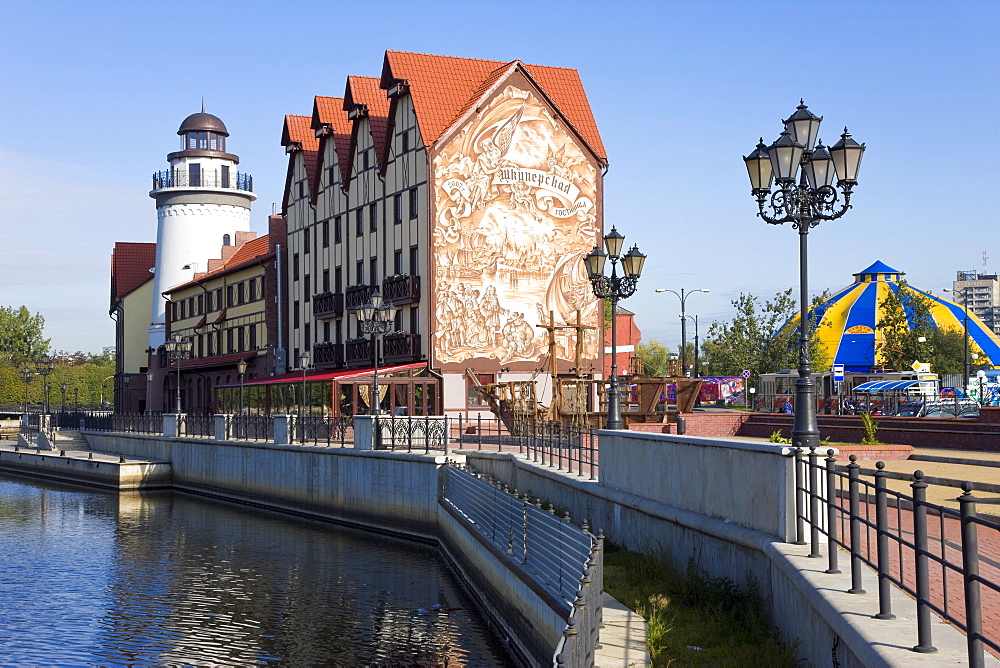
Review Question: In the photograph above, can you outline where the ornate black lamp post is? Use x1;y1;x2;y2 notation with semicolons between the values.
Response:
163;334;192;413
237;359;248;414
356;289;398;415
655;288;709;377
584;228;646;429
298;352;311;415
744;100;865;451
19;367;34;414
35;354;55;414
60;382;68;413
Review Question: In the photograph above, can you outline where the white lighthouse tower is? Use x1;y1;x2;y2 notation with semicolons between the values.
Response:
148;109;256;350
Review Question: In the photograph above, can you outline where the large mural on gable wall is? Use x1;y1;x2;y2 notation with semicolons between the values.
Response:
432;84;601;365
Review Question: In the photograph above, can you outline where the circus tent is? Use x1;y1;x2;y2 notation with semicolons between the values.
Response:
803;261;1000;372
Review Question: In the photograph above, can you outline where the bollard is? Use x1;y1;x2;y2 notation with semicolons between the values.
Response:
911;471;937;653
825;450;841;574
959;482;985;668
808;446;821;558
873;461;895;619
847;455;866;594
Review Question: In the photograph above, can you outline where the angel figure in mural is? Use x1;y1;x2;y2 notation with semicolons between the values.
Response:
466;101;525;211
546;144;577;181
500;311;537;364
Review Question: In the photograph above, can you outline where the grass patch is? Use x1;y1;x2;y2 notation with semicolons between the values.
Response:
602;544;797;666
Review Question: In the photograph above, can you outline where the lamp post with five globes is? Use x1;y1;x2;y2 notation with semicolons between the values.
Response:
743;100;865;452
163;334;193;414
356;289;398;415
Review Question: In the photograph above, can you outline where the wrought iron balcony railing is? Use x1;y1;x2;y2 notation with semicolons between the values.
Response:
344;284;372;311
313;292;344;319
313;341;344;368
382;274;421;305
345;338;374;367
152;169;253;192
382;333;421;364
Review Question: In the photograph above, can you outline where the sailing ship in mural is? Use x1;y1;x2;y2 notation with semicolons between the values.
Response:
432;85;601;365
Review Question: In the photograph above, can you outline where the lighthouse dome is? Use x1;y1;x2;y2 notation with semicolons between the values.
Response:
177;112;229;137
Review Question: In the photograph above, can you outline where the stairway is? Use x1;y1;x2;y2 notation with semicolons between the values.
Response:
49;429;92;452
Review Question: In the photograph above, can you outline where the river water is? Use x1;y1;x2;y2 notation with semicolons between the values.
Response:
0;474;507;666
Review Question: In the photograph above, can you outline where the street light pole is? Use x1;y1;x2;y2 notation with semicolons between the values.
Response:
298;352;310;415
356;288;398;415
35;355;54;415
655;289;709;377
61;382;68;414
18;367;34;414
687;315;701;378
744;101;865;452
237;360;248;414
163;334;192;414
584;228;647;429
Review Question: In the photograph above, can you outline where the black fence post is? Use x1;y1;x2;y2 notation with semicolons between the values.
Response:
825;449;841;574
874;461;896;620
959;482;985;668
911;470;937;653
793;447;806;545
477;413;483;450
809;445;821;558
847;455;866;594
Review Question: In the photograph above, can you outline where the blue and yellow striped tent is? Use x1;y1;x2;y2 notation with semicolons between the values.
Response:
803;261;1000;371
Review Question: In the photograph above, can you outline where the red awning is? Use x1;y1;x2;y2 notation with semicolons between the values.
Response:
218;361;427;387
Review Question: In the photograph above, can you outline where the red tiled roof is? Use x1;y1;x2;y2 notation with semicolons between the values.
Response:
345;75;391;155
311;96;352;182
381;51;606;162
110;242;156;305
282;115;319;195
166;235;271;293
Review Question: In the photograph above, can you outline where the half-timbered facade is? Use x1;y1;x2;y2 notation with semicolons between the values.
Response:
278;51;607;416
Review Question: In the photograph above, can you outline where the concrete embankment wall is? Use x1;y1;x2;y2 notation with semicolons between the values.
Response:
463;431;977;668
81;432;566;666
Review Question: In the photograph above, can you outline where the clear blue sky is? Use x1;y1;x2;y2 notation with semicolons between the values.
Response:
1;0;997;356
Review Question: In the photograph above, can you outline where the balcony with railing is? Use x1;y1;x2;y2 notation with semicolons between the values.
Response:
382;274;421;306
344;284;372;311
152;168;253;193
382;333;421;364
313;292;344;319
313;342;344;368
345;338;374;367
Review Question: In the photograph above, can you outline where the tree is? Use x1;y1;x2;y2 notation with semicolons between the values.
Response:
0;306;50;367
635;339;672;376
701;289;830;388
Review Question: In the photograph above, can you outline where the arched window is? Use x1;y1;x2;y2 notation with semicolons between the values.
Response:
223;234;231;246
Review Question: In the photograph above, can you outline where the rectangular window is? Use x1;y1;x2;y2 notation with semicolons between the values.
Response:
215;289;222;311
227;286;235;307
336;321;342;344
322;269;330;292
409;188;418;219
370;257;378;287
394;250;403;275
197;132;207;149
249;324;257;349
293;301;300;329
393;193;402;224
322;220;329;248
356;261;364;285
293;253;300;281
304;227;310;254
196;294;203;315
304;276;311;302
369;203;377;232
363;149;369;170
334;215;342;244
410;306;419;335
356;209;363;236
226;328;234;353
401;130;409;152
323;321;330;342
298;181;304;198
189;163;201;187
221;165;230;188
248;279;257;302
335;268;342;293
468;374;495;406
304;324;311;351
410;246;419;275
394;309;403;332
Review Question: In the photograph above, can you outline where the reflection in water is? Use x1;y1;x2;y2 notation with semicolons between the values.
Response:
0;474;506;666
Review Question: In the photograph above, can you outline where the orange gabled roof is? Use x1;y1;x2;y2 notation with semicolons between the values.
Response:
281;114;319;204
344;76;391;177
166;235;271;294
380;50;607;163
311;96;352;182
110;241;156;306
